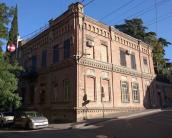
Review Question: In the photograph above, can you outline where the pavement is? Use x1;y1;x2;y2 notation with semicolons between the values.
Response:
48;108;162;130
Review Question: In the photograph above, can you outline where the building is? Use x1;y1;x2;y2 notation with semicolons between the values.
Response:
18;2;156;122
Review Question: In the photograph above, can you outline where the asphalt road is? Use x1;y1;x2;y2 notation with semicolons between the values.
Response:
0;109;172;138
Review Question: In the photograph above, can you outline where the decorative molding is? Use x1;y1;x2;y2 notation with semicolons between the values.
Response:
78;58;154;80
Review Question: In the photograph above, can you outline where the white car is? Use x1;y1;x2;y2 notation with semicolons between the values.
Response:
0;112;14;127
14;111;49;129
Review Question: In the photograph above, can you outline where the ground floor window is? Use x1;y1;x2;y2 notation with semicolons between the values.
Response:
85;77;96;101
121;81;129;103
63;79;71;101
132;83;140;103
101;79;111;102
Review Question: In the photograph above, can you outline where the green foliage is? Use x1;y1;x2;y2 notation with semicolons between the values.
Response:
7;5;18;46
0;2;13;47
115;18;172;78
0;60;22;111
0;2;22;111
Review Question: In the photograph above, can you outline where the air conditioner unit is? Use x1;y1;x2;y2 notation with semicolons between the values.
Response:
86;41;94;47
126;50;132;55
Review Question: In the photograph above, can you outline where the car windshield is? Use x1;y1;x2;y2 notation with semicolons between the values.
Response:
3;112;14;116
25;112;43;117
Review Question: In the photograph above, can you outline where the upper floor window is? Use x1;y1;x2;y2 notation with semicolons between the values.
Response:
120;50;126;66
64;39;71;59
41;49;47;67
120;81;129;103
100;44;108;62
53;45;59;63
143;58;148;65
131;54;137;70
143;57;149;73
32;56;37;71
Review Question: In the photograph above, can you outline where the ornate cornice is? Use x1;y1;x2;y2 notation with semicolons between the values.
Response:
78;58;154;80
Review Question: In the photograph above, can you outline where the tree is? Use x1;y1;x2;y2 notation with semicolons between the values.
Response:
7;5;18;47
0;2;21;111
115;18;171;78
0;3;12;47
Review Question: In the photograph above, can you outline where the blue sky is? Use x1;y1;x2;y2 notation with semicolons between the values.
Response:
2;0;172;61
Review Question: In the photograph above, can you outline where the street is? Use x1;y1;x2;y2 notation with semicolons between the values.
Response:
0;109;172;138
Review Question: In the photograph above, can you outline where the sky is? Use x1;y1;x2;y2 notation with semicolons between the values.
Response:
1;0;172;61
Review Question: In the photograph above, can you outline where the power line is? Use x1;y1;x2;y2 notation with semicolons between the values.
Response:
84;0;95;7
155;0;158;33
99;0;135;21
108;0;147;24
146;11;172;27
114;0;170;24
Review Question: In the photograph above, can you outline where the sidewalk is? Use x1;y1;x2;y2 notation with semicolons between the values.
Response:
48;108;162;130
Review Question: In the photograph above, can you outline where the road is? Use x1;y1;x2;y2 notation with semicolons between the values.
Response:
0;109;172;138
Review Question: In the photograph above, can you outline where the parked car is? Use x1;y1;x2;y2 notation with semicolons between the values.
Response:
0;112;14;127
14;111;48;129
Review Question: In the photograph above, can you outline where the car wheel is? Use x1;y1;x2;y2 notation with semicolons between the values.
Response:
26;122;32;129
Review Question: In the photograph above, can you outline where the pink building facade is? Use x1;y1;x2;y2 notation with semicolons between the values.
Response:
18;3;156;122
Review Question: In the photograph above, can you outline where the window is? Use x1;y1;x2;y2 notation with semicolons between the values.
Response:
101;79;110;101
53;46;59;63
121;81;129;103
64;39;71;59
143;58;148;65
29;85;35;104
32;56;37;71
143;57;149;73
63;80;71;101
86;77;96;101
132;83;140;102
100;45;108;62
52;83;58;102
40;90;46;104
41;49;47;67
131;54;136;69
120;50;126;66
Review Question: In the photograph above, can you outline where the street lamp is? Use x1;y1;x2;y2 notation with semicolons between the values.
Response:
73;52;90;61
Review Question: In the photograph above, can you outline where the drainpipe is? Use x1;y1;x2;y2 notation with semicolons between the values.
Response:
109;26;115;108
138;40;145;107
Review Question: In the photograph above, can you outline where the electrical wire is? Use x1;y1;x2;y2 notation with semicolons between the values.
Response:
114;0;170;24
108;0;147;24
99;0;135;21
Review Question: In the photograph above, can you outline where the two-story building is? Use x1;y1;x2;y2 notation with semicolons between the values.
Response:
18;2;156;122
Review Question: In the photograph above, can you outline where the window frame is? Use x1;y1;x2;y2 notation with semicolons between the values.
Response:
120;81;130;103
41;49;47;67
53;45;60;63
64;39;71;59
132;82;140;103
63;79;71;101
120;49;127;67
85;75;96;102
101;78;111;102
131;53;137;70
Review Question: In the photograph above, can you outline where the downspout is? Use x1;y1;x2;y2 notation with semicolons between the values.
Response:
109;26;115;108
138;40;145;107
